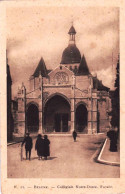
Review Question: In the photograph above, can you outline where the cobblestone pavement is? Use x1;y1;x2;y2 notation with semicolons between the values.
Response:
7;135;120;178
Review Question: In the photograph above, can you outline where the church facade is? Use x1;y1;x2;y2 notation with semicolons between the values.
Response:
16;25;111;136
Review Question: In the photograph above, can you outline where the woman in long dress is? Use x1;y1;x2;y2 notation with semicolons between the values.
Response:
35;134;44;160
43;135;50;160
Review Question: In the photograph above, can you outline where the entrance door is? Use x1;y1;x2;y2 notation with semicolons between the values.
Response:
55;114;61;132
55;113;69;132
62;114;68;132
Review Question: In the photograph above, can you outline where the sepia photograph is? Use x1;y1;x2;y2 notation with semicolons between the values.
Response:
6;5;120;179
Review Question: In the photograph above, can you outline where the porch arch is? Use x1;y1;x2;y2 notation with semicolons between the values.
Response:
43;94;71;132
43;92;71;108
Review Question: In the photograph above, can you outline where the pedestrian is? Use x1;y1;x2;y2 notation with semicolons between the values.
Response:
107;129;118;152
72;130;77;142
43;135;50;160
35;134;44;160
21;133;33;160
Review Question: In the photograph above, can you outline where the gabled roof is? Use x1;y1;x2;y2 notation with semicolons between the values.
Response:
68;26;76;34
48;64;74;76
33;57;48;77
77;55;90;75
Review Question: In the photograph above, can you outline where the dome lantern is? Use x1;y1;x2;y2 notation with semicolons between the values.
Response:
61;25;81;65
68;25;76;45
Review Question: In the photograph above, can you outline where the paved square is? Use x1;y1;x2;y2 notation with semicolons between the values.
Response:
7;135;120;178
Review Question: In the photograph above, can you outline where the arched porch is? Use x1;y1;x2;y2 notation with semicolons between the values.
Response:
43;94;71;132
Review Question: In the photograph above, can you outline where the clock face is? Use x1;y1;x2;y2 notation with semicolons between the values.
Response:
54;72;69;84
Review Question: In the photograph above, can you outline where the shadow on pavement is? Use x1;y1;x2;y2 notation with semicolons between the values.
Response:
47;156;57;160
21;156;57;161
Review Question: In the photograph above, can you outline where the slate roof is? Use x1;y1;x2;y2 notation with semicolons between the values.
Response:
77;55;90;75
61;44;81;64
68;25;76;34
33;57;48;77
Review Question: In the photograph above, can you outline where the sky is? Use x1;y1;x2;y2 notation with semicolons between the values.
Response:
6;6;119;98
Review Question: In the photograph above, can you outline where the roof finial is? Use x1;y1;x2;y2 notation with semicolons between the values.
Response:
71;14;74;26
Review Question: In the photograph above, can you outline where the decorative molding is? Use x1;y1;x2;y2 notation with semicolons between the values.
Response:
43;85;71;88
75;87;88;94
54;72;69;85
43;92;49;102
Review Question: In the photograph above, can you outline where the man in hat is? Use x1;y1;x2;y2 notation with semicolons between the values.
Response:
21;133;33;160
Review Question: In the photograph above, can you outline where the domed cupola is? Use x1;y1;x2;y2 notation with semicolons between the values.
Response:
61;25;81;64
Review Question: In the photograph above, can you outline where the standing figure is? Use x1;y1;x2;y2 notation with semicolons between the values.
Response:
107;130;118;152
35;134;44;160
43;135;50;160
21;133;33;160
72;130;77;142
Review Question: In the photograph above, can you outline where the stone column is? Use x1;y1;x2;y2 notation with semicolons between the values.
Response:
38;73;43;134
70;75;75;133
71;99;75;133
60;115;63;132
87;99;92;134
17;83;26;137
92;97;98;133
87;76;93;134
39;107;42;134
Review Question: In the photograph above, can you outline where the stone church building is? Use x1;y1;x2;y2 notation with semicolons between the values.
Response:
16;25;111;136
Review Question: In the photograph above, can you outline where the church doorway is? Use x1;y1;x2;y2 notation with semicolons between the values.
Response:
55;113;69;132
75;104;88;133
44;95;70;132
26;104;39;132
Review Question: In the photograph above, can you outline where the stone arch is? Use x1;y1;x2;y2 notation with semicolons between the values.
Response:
43;92;70;108
43;94;71;132
26;101;39;111
26;102;39;132
75;101;88;111
75;102;88;133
